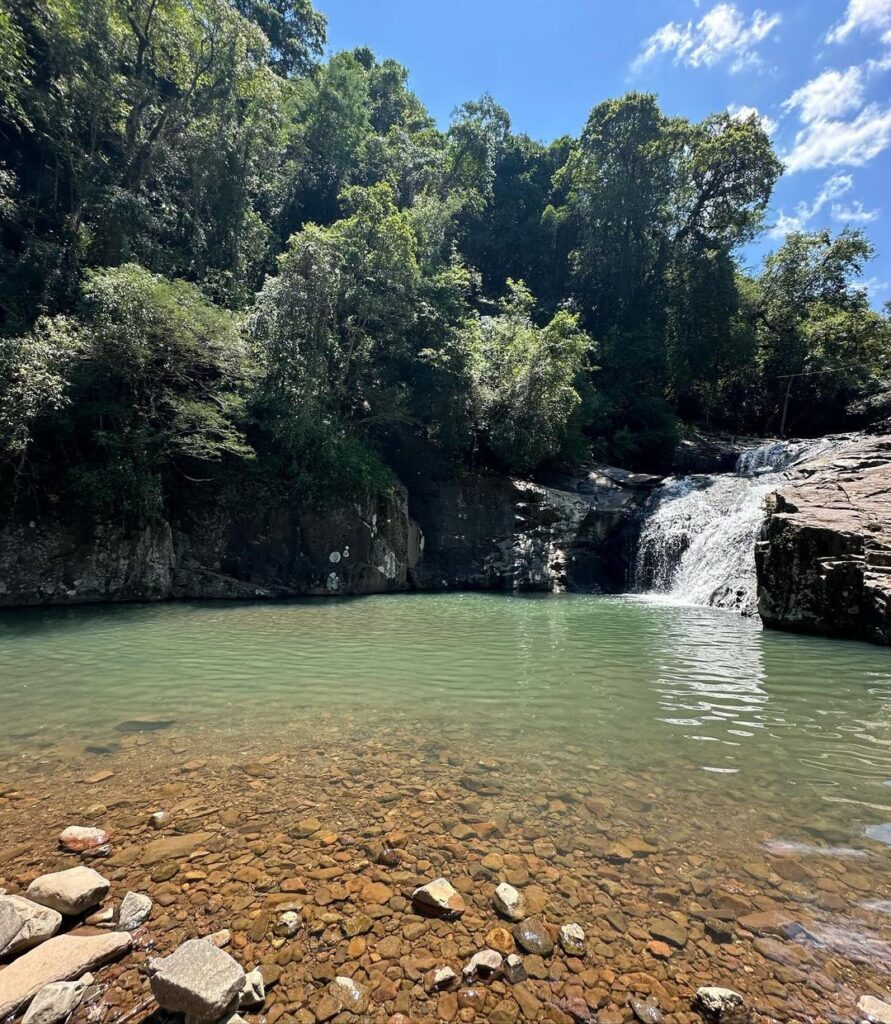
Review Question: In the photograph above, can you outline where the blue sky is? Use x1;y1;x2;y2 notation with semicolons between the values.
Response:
323;0;891;304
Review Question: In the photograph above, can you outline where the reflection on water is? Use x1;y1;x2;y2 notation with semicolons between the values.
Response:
1;592;890;833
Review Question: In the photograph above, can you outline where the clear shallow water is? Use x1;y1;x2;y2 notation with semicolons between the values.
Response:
2;593;891;1019
2;593;890;828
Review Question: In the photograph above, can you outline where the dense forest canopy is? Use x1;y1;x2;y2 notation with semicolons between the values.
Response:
0;0;888;524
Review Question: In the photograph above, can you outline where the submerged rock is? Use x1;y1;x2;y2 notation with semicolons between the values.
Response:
149;939;245;1024
694;987;750;1024
22;975;93;1024
493;882;526;921
329;976;367;1014
0;895;62;957
559;922;586;955
630;998;664;1024
411;878;466;917
0;933;131;1019
425;966;458;993
512;916;554;956
503;954;527;984
462;949;503;982
27;867;110;916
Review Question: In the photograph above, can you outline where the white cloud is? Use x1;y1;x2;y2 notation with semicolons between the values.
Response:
768;174;855;237
826;0;891;43
831;199;880;222
855;275;889;298
781;67;864;124
728;103;778;135
783;102;891;172
632;3;781;74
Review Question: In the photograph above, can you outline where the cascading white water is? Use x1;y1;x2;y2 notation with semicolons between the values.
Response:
636;437;846;614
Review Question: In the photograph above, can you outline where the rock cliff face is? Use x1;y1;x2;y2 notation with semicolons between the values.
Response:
0;488;420;606
0;465;656;606
756;435;891;645
408;466;659;592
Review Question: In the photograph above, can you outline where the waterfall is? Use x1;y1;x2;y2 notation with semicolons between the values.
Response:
635;437;846;614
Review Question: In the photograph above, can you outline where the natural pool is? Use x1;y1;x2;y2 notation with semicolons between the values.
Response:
1;593;890;1023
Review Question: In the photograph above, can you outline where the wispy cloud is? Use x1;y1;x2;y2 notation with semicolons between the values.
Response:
831;199;880;223
632;3;781;74
769;174;854;237
826;0;891;44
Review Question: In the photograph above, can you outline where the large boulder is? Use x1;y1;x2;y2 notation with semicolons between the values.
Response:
756;435;891;645
26;867;110;916
0;895;62;957
0;933;131;1018
148;939;245;1024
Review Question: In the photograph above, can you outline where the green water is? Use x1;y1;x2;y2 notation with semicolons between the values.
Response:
2;593;890;824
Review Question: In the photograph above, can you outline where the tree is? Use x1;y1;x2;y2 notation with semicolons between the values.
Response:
465;280;591;474
0;264;254;518
753;229;886;435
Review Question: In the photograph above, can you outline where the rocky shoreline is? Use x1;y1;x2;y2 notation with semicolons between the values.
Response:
1;716;889;1024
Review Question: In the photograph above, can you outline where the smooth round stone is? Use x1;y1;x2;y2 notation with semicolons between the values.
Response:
512;916;554;956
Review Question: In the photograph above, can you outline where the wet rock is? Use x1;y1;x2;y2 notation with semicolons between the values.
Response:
561;996;593;1022
648;917;687;949
118;891;152;931
737;910;805;939
503;954;527;984
704;918;733;943
27;867;110;916
412;878;466;918
493;882;526;921
694;987;750;1024
559;922;586;955
425;966;459;993
756;434;891;645
462;948;503;982
59;826;110;853
329;976;367;1014
80;843;111;861
85;906;114;926
22;974;93;1024
629;998;663;1024
141;831;212;866
276;911;301;937
342;912;373;937
239;970;265;1008
0;895;62;957
512;916;554;956
0;933;131;1019
149;940;244;1024
859;997;891;1024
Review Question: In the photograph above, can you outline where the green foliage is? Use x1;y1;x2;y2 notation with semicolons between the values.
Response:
752;229;887;434
1;264;254;519
466;281;590;474
0;4;885;529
